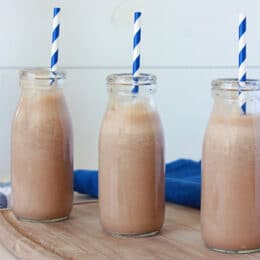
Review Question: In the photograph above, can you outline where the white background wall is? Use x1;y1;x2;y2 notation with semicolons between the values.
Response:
1;0;260;181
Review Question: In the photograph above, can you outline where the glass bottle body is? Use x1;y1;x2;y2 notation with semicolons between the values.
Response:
201;79;260;253
99;74;165;237
11;69;73;222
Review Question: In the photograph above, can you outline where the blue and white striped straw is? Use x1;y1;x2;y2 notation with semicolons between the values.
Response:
132;12;142;94
238;13;247;114
50;7;61;73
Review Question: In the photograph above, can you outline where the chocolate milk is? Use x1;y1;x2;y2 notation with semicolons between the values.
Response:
202;107;260;252
12;85;73;222
99;100;165;236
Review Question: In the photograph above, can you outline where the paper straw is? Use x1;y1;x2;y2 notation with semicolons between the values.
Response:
132;12;142;93
238;13;247;114
50;7;61;73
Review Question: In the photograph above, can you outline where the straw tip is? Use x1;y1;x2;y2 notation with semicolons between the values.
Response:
239;13;246;20
134;12;142;19
54;7;61;14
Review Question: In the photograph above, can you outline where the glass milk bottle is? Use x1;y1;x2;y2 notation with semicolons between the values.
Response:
11;69;73;222
201;79;260;253
99;73;165;237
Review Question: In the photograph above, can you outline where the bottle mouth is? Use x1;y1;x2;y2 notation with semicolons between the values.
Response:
107;73;156;86
211;78;260;91
20;68;65;80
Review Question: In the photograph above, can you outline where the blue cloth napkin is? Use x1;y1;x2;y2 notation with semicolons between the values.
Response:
0;193;7;208
0;159;201;209
0;182;10;208
74;159;201;209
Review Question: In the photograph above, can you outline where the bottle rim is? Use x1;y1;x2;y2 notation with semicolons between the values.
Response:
211;78;260;91
106;73;156;86
20;68;65;80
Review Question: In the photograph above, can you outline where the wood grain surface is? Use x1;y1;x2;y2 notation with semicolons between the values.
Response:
0;201;259;260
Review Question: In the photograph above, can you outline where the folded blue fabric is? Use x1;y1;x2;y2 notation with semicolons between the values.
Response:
0;182;10;208
0;192;7;208
165;159;201;208
74;169;98;198
74;159;201;209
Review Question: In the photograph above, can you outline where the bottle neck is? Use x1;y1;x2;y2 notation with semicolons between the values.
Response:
212;89;260;116
211;78;260;116
19;68;65;91
107;73;157;95
19;80;65;99
107;91;156;110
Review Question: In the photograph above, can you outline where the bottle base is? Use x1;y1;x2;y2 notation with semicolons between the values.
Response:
16;215;69;223
207;245;260;254
109;230;160;238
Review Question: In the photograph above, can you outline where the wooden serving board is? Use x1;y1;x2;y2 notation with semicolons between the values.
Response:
0;201;259;260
